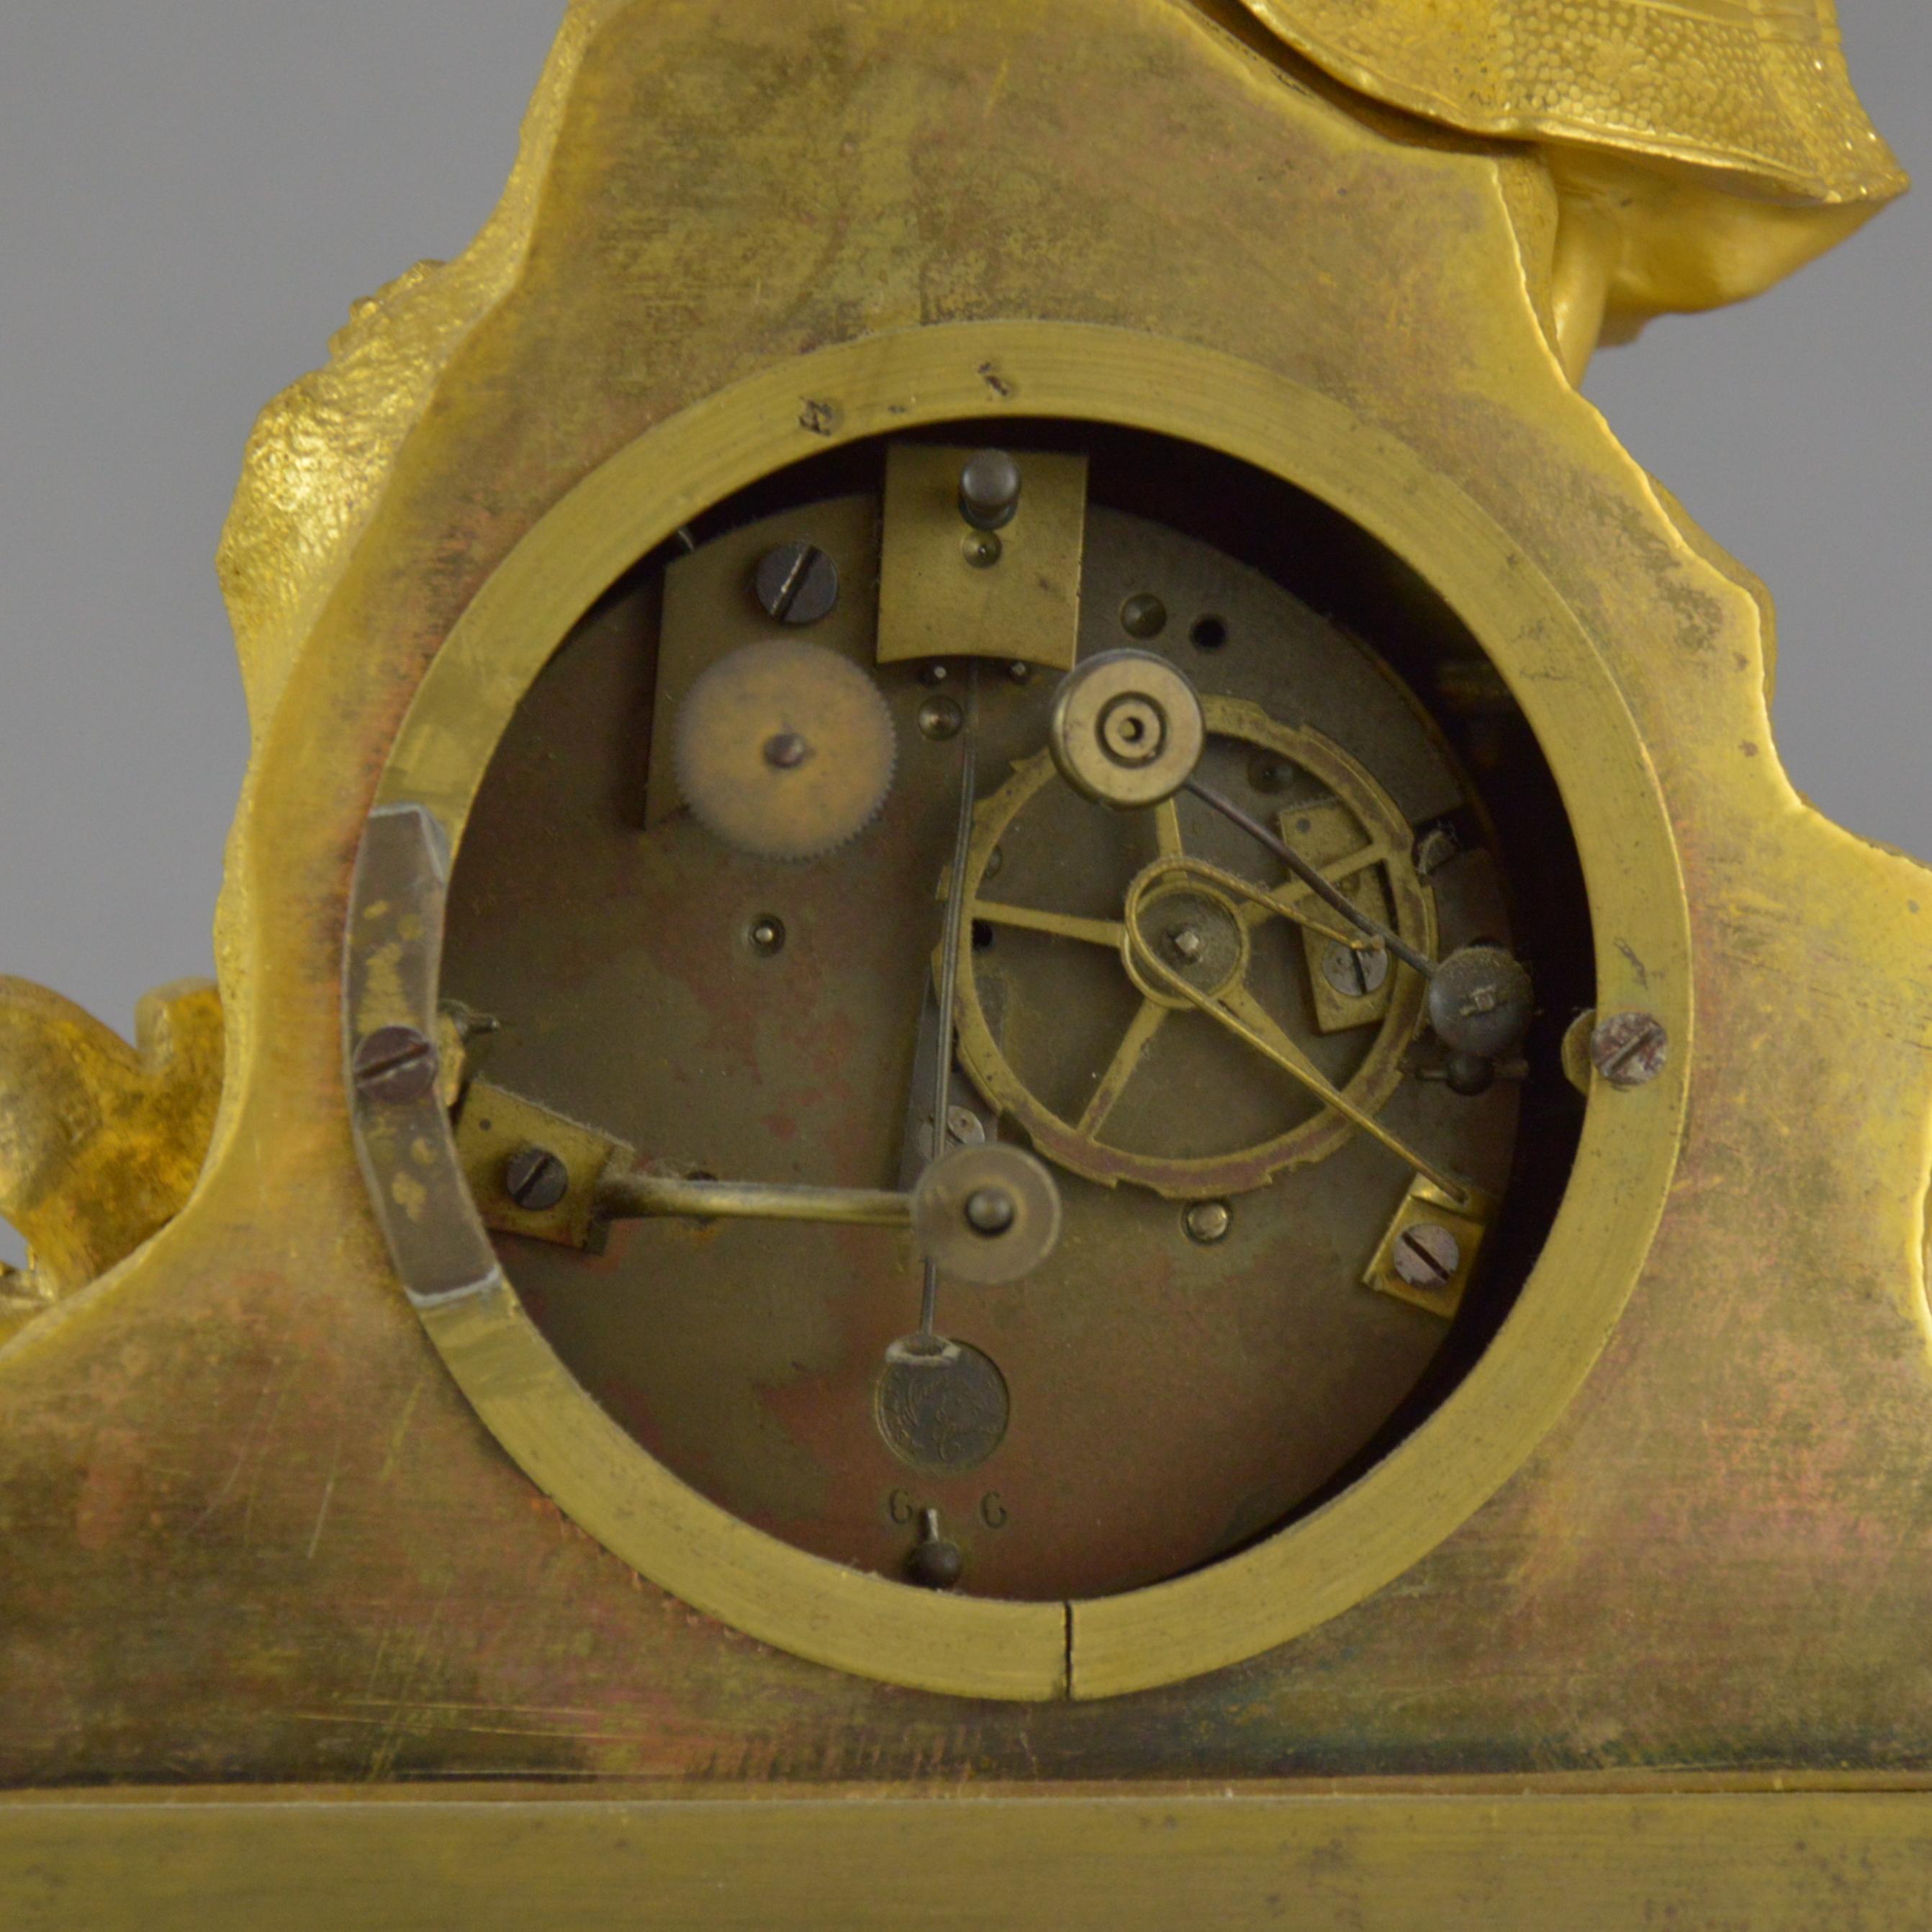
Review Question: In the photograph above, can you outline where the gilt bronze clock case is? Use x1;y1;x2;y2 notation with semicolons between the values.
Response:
3;0;1929;1922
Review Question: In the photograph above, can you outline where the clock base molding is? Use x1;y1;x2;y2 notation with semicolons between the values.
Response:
6;1781;1930;1930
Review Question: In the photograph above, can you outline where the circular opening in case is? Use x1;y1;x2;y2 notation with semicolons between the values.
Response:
357;325;1689;1698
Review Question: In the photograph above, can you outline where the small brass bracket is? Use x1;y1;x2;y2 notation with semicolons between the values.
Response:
1364;1175;1493;1320
646;494;883;830
1288;797;1400;1035
451;1078;632;1252
877;444;1086;671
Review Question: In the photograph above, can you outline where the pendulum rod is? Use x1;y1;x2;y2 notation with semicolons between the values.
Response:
918;662;981;1342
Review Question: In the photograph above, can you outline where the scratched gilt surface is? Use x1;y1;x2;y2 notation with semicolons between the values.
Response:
2;0;1930;1783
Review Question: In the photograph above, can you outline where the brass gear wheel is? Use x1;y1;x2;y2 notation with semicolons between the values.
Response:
952;695;1435;1199
674;638;897;862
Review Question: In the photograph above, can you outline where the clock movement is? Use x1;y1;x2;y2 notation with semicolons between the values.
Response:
3;1;1928;1923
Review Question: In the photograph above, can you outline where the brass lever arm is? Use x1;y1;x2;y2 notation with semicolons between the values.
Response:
597;1172;911;1227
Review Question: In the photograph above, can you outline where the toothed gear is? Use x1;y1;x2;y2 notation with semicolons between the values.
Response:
674;638;898;862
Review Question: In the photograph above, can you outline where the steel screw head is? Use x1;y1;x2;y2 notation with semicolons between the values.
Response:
918;695;965;741
351;1025;440;1106
1590;1010;1669;1088
1183;1200;1232;1245
1393;1221;1461;1288
1322;939;1390;999
752;541;840;626
958;448;1022;531
965;1186;1018;1237
504;1145;570;1213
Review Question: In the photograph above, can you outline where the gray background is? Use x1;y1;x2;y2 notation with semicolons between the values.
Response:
0;5;1925;1265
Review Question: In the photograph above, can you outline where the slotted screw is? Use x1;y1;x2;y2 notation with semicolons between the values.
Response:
1392;1222;1461;1289
1590;1011;1669;1089
753;541;840;625
1323;939;1389;999
504;1146;569;1214
351;1026;440;1106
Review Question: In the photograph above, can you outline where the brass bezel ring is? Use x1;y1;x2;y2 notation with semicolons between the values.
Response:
350;322;1692;1703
